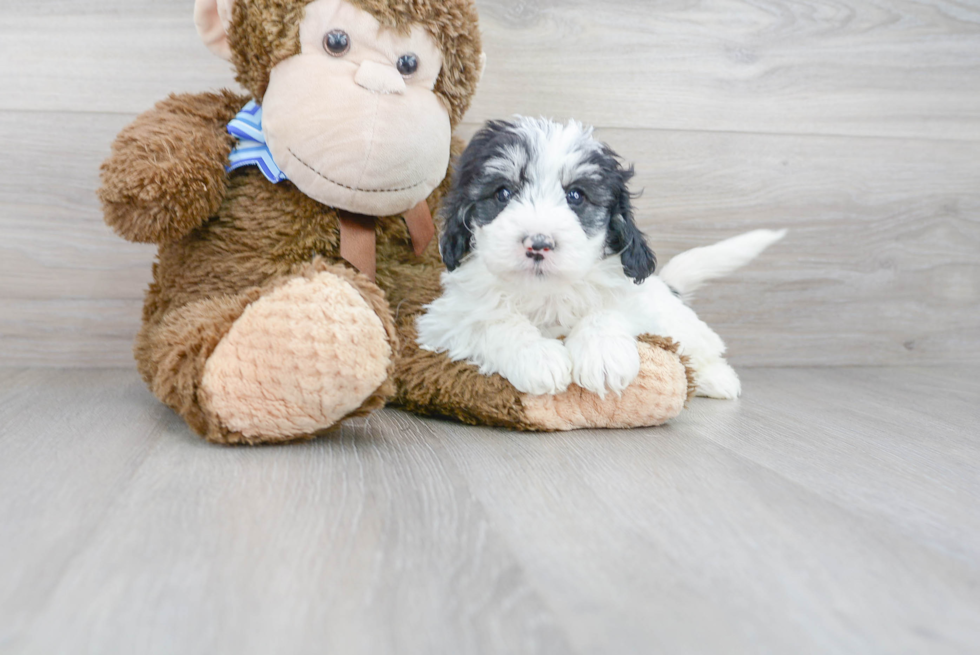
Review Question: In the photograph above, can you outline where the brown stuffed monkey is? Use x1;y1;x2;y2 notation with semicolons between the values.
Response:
98;0;693;445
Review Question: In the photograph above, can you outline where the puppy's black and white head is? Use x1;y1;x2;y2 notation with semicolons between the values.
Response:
440;117;656;284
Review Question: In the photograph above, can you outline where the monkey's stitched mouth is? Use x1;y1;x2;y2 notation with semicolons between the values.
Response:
288;148;427;194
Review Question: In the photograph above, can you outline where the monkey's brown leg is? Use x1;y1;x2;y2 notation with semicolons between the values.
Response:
393;321;694;432
137;261;396;445
392;320;533;430
517;335;695;431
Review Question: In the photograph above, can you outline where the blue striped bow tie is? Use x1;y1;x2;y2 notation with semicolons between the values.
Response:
226;100;288;184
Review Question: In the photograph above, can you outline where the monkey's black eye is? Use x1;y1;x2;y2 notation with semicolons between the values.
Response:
396;54;419;76
566;189;585;207
495;187;513;204
324;30;350;56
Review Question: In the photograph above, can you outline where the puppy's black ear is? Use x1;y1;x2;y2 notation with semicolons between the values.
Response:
607;171;656;284
438;191;473;272
439;119;520;271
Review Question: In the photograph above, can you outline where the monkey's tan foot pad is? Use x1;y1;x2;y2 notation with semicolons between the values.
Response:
200;271;392;442
521;337;693;431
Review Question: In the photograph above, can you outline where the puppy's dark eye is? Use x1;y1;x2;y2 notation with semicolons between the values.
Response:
495;187;513;204
324;30;350;56
566;189;585;207
396;54;419;76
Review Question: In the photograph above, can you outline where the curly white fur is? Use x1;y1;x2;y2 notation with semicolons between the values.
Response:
417;117;785;399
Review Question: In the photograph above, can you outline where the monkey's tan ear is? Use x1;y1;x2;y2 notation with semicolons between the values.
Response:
194;0;236;60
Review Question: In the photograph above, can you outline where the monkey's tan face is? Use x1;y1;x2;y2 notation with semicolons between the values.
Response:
261;0;451;216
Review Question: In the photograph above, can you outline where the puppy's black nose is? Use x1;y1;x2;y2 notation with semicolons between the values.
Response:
524;234;556;253
524;234;555;262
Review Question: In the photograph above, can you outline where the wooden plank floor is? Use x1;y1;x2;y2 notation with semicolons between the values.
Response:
1;367;977;654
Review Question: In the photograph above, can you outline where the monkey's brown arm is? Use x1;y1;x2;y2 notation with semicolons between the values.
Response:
99;90;248;244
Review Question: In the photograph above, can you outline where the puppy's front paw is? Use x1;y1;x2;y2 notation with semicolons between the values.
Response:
695;360;741;399
566;333;640;398
503;340;573;396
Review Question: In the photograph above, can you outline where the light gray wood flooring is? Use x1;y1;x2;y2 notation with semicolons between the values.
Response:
2;366;978;655
2;0;979;367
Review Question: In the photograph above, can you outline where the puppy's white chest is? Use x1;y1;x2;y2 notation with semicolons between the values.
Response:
510;294;590;339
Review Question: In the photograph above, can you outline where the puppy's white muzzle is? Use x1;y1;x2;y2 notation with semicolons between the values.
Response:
476;201;600;282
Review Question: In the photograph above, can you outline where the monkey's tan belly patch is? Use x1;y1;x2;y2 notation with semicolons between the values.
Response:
201;271;392;440
521;341;688;431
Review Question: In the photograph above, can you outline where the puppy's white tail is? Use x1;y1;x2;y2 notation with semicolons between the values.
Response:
659;229;787;300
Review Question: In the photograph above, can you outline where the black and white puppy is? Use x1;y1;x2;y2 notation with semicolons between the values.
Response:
417;117;785;398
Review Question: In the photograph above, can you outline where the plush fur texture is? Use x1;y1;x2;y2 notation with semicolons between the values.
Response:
201;268;394;440
101;1;693;444
521;336;695;430
100;90;241;244
417;118;785;400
